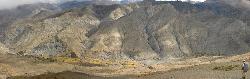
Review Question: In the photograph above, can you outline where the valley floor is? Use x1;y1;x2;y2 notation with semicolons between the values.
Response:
1;53;250;79
7;62;248;79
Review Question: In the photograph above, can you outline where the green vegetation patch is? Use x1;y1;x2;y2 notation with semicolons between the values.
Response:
213;65;240;71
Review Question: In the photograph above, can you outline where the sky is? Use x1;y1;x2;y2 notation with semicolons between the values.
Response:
0;0;206;10
155;0;206;1
0;0;81;9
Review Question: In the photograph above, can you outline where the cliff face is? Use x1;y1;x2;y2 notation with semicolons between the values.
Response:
1;1;250;63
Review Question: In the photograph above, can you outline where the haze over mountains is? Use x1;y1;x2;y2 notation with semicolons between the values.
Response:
0;0;250;65
0;0;141;10
0;0;142;31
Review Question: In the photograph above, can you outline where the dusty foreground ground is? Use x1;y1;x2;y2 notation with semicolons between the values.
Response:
1;53;250;79
7;62;249;79
138;62;247;79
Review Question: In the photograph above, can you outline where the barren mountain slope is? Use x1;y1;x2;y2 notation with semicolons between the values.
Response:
1;1;250;79
1;1;250;64
0;3;61;33
3;3;140;62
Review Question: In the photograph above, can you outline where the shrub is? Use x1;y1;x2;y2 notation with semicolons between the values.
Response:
213;65;239;71
121;61;138;68
55;57;81;63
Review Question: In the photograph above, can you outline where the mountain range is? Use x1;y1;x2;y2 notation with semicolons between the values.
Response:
0;0;250;64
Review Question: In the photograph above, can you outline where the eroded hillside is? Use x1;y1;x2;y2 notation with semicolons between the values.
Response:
1;0;250;65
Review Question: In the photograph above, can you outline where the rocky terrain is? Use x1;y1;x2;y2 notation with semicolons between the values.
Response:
0;0;250;78
4;53;250;79
0;3;61;33
2;0;250;61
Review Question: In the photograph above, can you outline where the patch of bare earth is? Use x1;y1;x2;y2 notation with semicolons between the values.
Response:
2;53;250;79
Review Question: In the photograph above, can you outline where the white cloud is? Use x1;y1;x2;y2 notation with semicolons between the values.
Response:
155;0;206;2
0;0;83;10
0;0;207;10
206;0;250;9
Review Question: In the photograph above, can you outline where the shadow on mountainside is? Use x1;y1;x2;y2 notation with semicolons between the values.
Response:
7;71;140;79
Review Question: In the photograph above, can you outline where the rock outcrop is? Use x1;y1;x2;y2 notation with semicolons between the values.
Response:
0;43;9;54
